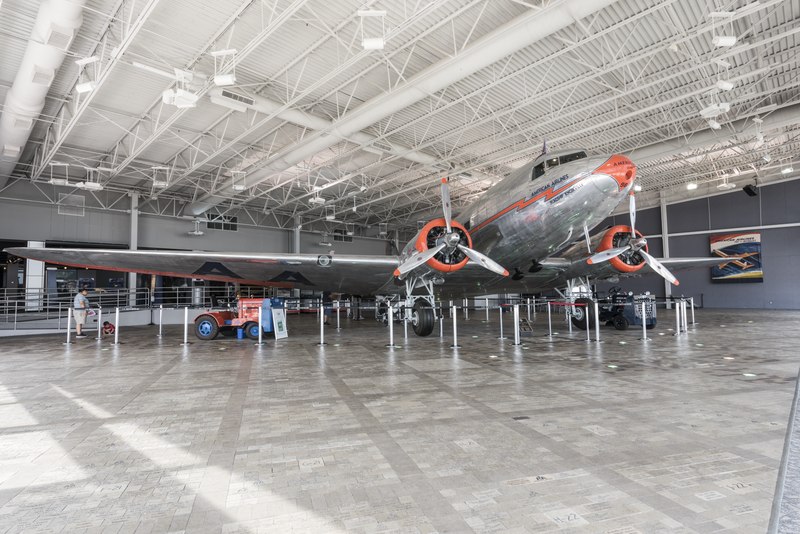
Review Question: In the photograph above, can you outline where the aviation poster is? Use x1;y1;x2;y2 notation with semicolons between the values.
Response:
710;232;763;282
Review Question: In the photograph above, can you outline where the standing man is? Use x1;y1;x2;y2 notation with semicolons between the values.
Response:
74;287;89;338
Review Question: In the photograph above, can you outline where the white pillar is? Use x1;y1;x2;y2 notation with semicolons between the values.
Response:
128;192;139;307
25;240;45;312
660;193;672;309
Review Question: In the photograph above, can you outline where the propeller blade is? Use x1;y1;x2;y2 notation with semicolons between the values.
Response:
440;178;452;233
394;243;446;276
641;250;680;286
629;193;637;239
587;246;630;265
456;244;509;276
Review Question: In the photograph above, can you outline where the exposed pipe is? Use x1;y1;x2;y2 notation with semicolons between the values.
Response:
187;0;619;216
0;0;87;188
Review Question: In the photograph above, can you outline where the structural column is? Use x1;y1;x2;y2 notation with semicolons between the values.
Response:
292;217;301;298
660;193;672;309
24;241;45;312
129;192;138;307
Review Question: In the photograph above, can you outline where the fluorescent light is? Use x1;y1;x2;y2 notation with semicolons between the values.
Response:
712;35;737;47
686;182;698;190
232;184;247;192
715;80;734;91
49;178;69;186
75;56;99;67
213;73;236;87
782;167;794;174
325;214;336;221
75;80;96;94
81;181;103;191
700;102;730;118
131;61;176;79
717;182;736;190
362;38;384;50
707;119;721;130
633;184;642;192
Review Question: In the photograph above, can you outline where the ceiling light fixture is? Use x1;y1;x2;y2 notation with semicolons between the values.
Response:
712;35;737;47
715;80;734;91
707;119;721;130
700;102;730;118
686;182;698;190
75;80;97;94
782;167;794;174
358;10;386;50
633;184;642;192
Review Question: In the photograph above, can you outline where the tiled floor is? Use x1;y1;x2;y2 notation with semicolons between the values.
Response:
0;308;797;533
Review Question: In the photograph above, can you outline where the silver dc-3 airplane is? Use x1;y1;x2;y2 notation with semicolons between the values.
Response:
6;146;729;336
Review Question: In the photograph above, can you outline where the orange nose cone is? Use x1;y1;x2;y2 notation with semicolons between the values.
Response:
595;154;636;190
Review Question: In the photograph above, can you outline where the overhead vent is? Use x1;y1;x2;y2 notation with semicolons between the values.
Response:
2;145;21;158
58;193;85;217
220;89;254;107
44;23;75;50
31;65;55;86
12;117;33;130
372;140;393;153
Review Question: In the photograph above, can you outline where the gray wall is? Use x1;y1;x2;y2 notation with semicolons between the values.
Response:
597;178;800;310
0;197;391;256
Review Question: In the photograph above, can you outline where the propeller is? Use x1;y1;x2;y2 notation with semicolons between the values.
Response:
440;177;452;233
586;191;680;286
640;250;679;286
394;243;446;277
395;177;509;278
456;244;509;276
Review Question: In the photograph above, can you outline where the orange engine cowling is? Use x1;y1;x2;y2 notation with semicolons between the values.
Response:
415;218;473;273
596;225;648;273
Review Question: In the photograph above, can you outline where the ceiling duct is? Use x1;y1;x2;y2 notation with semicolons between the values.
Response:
188;0;618;216
0;0;87;189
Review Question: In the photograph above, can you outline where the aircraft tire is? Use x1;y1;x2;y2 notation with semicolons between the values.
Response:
195;315;220;340
412;301;435;337
570;298;594;331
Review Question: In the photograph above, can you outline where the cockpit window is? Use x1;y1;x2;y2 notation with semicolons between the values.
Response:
559;151;587;164
532;163;545;180
545;157;559;168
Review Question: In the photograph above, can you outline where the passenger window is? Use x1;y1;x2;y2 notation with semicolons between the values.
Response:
532;163;545;180
559;151;587;164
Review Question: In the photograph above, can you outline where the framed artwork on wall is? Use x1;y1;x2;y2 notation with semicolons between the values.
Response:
710;232;763;283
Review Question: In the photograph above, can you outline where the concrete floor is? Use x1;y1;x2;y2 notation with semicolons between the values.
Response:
0;308;797;533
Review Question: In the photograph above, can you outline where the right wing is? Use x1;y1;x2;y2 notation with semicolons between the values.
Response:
4;247;399;295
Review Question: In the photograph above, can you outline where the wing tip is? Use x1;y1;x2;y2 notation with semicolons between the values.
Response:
673;280;680;286
501;269;509;277
586;258;594;265
393;268;401;277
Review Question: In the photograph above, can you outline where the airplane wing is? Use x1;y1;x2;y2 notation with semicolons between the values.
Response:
4;247;399;295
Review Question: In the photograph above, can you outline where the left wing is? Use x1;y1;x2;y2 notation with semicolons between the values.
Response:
4;247;399;295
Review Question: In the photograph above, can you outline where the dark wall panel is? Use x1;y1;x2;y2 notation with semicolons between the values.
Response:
760;180;800;225
667;198;709;233
708;192;760;229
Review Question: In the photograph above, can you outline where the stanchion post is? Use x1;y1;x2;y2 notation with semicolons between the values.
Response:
336;300;341;331
690;297;696;325
547;302;552;337
674;299;681;335
567;303;572;333
181;306;189;345
318;302;326;345
584;303;591;342
58;302;62;331
450;305;460;348
532;297;536;317
256;305;264;346
512;304;521;346
593;300;600;342
682;299;688;333
439;313;444;338
64;308;73;345
526;298;531;321
386;304;396;348
498;306;506;339
485;298;489;322
403;306;408;340
113;307;120;345
464;299;469;321
641;301;648;341
157;305;163;338
96;308;103;341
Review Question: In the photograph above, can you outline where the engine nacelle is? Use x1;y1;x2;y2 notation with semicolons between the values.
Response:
597;225;648;273
415;218;473;273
